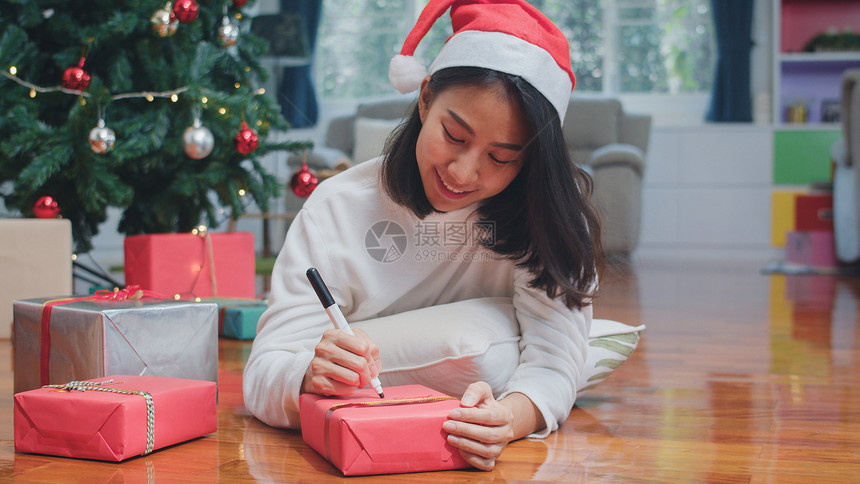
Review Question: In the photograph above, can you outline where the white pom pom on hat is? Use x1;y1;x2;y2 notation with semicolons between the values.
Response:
388;0;576;124
389;54;428;94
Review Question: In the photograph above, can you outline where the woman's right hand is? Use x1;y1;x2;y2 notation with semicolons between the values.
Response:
300;327;382;396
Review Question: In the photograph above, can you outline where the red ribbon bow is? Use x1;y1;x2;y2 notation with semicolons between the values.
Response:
92;285;165;301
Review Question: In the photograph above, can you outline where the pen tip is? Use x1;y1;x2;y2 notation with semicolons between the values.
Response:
378;392;385;399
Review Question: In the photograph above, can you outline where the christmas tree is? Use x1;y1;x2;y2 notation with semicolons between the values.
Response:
0;0;310;252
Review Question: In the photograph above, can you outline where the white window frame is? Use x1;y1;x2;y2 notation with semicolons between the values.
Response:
313;0;742;127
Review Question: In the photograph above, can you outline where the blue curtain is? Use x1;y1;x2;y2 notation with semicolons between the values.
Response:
279;0;322;128
706;0;753;122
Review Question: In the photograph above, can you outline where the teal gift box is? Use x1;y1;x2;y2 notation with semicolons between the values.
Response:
209;299;267;340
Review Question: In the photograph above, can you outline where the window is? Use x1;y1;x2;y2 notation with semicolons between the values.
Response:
315;0;714;99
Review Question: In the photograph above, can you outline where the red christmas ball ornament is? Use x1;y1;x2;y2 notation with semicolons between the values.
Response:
172;0;199;23
290;164;318;198
61;57;90;91
233;0;249;8
33;196;60;218
234;121;259;155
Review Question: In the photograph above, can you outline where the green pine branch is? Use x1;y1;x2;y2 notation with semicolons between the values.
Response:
0;0;313;253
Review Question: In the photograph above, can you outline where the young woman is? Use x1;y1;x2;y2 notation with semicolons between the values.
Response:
244;0;603;471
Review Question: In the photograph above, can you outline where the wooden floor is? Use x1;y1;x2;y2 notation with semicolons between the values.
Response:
2;254;859;482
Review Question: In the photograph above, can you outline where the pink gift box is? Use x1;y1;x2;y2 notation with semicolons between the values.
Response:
785;230;837;268
14;375;217;462
124;232;255;299
300;385;470;476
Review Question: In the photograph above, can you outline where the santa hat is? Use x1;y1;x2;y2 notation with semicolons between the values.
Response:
389;0;575;124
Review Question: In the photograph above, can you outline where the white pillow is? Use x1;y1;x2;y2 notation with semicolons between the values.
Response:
352;117;402;164
353;297;520;398
576;319;645;397
352;298;644;399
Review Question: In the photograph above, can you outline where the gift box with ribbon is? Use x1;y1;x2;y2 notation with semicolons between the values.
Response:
124;231;256;299
300;385;470;476
14;375;217;461
12;288;218;394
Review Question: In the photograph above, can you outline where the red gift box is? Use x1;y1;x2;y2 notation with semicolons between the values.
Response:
300;385;470;476
14;375;217;462
124;232;255;299
795;194;833;232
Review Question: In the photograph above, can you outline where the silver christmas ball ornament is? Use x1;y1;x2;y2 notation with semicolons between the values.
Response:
183;119;214;159
89;119;116;154
151;2;178;37
218;16;240;47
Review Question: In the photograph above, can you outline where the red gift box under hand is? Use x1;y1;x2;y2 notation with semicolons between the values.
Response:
300;385;471;476
14;375;217;462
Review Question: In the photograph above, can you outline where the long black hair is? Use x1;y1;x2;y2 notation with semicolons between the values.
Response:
381;67;603;310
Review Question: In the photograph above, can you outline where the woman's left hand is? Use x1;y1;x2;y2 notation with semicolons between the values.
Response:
442;381;515;471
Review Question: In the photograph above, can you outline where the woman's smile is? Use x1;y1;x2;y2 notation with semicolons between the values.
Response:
437;169;473;198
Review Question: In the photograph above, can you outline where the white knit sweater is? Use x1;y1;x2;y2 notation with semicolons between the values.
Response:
242;158;591;437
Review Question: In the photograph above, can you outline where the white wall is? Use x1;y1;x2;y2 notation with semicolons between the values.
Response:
638;124;779;261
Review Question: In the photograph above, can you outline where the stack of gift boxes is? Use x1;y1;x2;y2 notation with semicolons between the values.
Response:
785;193;837;269
6;223;266;461
6;223;466;474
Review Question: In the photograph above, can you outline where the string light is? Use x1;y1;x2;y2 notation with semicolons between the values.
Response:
257;88;265;95
3;68;190;102
201;96;208;104
238;189;246;196
170;94;179;102
234;82;240;89
218;107;226;115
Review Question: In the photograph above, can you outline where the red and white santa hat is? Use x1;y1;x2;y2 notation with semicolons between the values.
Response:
389;0;575;124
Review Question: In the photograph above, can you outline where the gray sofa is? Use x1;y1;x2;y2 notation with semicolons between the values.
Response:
290;96;651;255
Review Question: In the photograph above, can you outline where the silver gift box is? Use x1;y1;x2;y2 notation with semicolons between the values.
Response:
13;297;218;394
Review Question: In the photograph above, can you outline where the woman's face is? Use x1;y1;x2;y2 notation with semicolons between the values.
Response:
415;79;530;213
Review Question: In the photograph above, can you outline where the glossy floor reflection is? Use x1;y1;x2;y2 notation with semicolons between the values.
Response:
2;254;859;482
